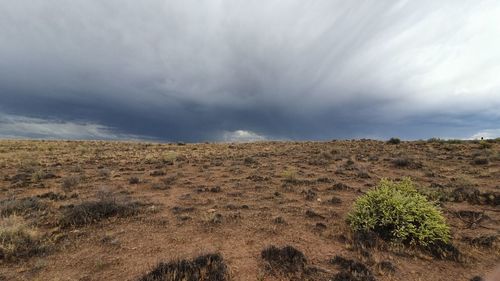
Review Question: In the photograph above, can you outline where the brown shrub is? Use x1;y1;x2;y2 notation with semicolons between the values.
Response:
138;253;229;281
59;197;141;227
0;215;43;261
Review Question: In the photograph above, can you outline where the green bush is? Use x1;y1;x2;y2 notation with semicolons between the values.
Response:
348;178;450;247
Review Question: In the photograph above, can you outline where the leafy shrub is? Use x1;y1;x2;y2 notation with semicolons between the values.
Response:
347;178;450;247
162;151;178;165
387;138;401;144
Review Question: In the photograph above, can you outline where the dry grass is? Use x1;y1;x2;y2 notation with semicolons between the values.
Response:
0;197;46;217
137;253;229;281
0;215;43;261
61;175;81;191
59;196;141;227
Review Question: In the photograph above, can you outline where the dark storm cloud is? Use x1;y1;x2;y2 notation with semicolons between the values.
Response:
1;0;499;141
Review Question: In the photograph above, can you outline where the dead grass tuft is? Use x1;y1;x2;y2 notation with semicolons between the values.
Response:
62;175;81;191
59;196;141;227
330;256;375;281
261;245;306;274
137;253;230;281
0;215;43;261
0;197;46;217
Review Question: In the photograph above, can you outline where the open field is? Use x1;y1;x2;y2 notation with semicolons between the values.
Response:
0;139;498;281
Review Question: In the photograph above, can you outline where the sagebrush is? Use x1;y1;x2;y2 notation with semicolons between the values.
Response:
0;215;43;261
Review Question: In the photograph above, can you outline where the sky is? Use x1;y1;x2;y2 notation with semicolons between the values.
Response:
1;0;499;142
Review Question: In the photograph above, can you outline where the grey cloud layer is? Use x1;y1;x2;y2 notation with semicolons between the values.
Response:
0;113;143;140
1;0;499;140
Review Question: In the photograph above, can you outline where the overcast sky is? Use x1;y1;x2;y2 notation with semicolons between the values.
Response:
1;0;499;141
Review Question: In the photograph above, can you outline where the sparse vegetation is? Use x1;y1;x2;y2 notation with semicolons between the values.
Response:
260;245;333;280
0;215;43;261
387;137;401;145
31;169;56;183
282;168;297;182
149;169;165;177
463;235;498;248
392;157;421;168
472;157;489;165
392;157;410;167
162;175;177;185
0;139;497;280
59;196;141;227
243;156;257;165
328;196;342;204
261;245;306;274
450;186;499;206
128;176;140;184
376;260;396;274
348;178;450;248
330;256;375;281
427;138;465;144
98;168;111;178
17;153;39;172
478;141;492;149
427;137;442;143
137;253;229;281
201;211;223;225
161;151;178;165
61;175;81;190
0;197;46;217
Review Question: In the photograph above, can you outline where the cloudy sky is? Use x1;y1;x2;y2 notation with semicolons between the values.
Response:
1;1;499;141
